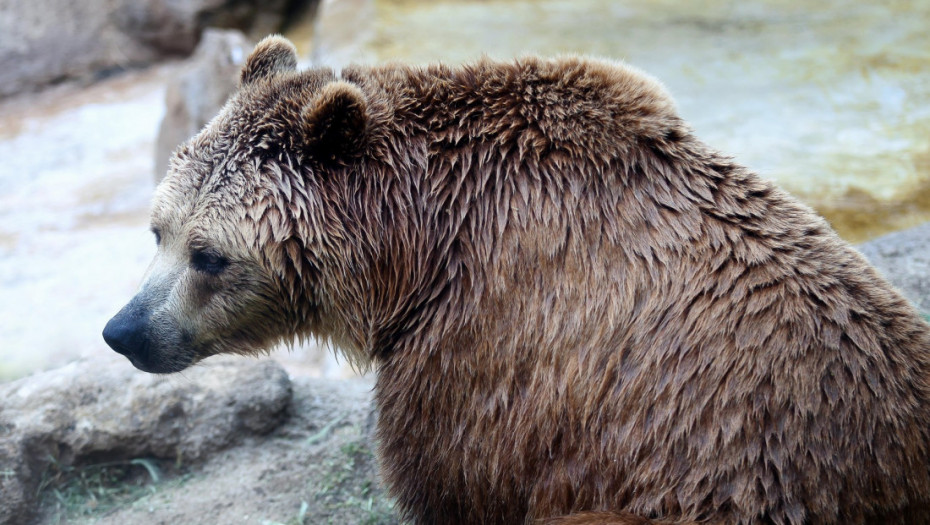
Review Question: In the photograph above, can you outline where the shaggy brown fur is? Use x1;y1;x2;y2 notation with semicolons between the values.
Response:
103;35;930;524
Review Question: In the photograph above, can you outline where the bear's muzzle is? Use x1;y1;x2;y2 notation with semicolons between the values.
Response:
103;298;186;373
103;301;148;360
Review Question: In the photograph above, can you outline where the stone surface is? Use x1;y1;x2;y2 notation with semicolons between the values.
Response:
154;28;252;181
0;358;292;525
859;221;930;314
0;0;292;98
29;374;392;525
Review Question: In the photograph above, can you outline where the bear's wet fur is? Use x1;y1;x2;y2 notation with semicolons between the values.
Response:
105;36;930;523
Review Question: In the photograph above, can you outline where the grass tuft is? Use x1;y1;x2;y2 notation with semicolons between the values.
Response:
36;456;177;522
311;436;397;524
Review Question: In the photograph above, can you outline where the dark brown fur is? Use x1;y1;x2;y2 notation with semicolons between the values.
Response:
105;36;930;524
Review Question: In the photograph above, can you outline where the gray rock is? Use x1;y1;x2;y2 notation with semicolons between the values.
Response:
33;375;393;525
154;29;252;181
0;0;292;98
0;358;292;525
858;221;930;314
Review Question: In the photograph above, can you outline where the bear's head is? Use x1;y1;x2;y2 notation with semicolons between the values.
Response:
102;36;377;373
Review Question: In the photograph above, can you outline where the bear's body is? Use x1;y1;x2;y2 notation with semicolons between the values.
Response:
104;37;930;524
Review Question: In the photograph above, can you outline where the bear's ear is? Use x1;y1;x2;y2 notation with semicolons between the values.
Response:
302;81;368;159
240;35;298;86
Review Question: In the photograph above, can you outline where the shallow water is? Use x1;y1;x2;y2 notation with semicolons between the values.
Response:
299;0;930;242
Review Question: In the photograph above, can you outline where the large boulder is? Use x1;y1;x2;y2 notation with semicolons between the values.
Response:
0;358;292;525
0;0;294;98
859;221;930;314
154;28;253;181
55;375;393;525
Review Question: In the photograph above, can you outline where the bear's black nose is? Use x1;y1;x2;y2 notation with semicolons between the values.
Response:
102;306;148;358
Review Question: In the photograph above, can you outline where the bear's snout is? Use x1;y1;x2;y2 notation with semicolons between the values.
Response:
103;295;198;374
103;301;156;370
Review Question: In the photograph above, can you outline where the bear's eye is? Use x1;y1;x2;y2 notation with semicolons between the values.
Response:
190;249;229;276
152;228;162;246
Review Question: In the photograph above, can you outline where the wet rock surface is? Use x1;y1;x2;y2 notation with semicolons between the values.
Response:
0;358;292;525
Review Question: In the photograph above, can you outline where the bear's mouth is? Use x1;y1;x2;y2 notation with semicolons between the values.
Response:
122;348;196;374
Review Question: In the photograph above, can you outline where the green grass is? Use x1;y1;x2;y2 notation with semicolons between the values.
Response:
260;501;310;525
36;456;183;523
312;437;397;525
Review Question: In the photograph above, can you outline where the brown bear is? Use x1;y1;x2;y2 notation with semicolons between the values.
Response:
103;35;930;524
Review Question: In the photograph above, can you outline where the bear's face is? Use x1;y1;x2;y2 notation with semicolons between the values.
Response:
103;36;370;373
102;99;287;373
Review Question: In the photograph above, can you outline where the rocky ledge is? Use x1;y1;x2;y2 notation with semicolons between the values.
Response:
0;358;292;524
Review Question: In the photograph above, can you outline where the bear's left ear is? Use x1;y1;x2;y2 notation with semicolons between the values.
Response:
302;81;368;160
240;35;298;86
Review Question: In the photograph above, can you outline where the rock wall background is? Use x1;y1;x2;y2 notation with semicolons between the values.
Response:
0;0;301;98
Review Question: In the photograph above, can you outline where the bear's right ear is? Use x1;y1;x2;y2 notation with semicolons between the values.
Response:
302;81;368;160
240;35;298;86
